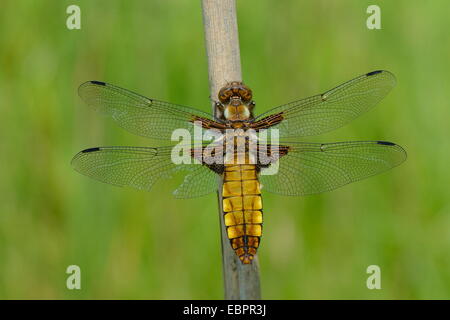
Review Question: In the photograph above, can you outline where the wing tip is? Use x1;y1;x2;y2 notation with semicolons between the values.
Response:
78;80;107;97
376;140;395;146
366;70;394;77
82;147;101;153
90;80;106;86
376;140;408;162
366;70;383;76
70;147;101;167
366;70;396;84
79;80;106;87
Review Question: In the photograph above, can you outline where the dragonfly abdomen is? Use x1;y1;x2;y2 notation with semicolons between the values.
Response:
222;164;263;264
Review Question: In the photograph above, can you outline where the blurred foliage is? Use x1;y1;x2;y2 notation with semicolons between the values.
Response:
0;0;450;299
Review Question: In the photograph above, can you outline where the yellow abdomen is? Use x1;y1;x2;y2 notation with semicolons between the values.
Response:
222;164;263;264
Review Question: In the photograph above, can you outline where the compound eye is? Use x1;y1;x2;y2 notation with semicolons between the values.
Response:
218;88;232;103
239;88;252;102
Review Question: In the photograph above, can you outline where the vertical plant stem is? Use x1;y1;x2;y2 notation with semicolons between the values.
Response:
201;0;261;300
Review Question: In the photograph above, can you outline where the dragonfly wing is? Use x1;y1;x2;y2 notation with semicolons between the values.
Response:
254;70;396;138
173;164;219;199
78;81;223;140
71;146;218;198
259;141;406;196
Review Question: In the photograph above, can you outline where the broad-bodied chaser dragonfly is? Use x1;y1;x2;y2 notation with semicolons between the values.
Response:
72;70;406;264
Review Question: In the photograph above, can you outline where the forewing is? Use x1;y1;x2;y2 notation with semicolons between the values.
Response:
71;146;218;198
260;141;406;196
78;81;220;140
254;70;396;138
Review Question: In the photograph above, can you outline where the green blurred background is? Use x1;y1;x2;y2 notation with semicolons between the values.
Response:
1;0;449;299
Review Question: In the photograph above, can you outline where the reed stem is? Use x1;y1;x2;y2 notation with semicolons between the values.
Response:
201;0;261;300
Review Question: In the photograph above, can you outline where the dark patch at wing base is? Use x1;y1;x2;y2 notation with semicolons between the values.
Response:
248;112;284;130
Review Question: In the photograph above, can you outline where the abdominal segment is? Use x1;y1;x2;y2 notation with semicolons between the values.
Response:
222;164;263;264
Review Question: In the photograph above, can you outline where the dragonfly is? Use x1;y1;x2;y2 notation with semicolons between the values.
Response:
72;70;406;264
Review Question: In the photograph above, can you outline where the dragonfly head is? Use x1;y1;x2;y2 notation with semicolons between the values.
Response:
216;81;255;121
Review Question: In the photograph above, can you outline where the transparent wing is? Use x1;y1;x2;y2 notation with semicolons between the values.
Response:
71;146;218;198
260;141;406;196
173;164;219;199
254;70;396;138
78;81;222;140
